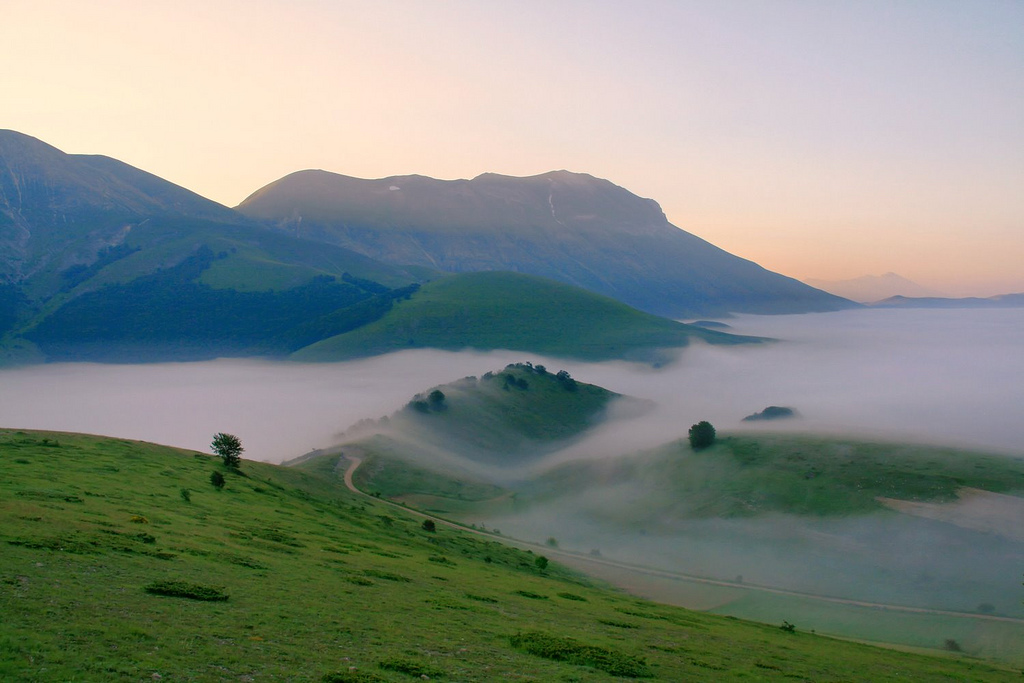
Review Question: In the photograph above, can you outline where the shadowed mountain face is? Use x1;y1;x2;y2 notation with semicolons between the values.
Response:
238;169;854;318
0;130;238;283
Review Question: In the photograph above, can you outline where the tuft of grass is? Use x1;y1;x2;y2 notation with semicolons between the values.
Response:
513;590;548;600
378;656;445;678
322;670;387;682
143;580;228;601
510;630;652;678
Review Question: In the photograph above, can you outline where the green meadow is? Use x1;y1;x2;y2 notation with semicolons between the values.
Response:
3;429;1020;681
292;271;754;363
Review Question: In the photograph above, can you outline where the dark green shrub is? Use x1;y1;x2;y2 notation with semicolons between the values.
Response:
180;487;191;502
688;421;716;450
421;519;436;532
535;555;549;571
210;470;226;490
144;580;228;601
557;592;588;602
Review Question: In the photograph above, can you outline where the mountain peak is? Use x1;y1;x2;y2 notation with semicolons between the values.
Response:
238;167;852;317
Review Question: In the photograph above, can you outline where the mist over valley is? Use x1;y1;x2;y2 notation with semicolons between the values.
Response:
3;308;1021;461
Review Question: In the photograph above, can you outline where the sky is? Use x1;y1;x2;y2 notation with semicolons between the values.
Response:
2;0;1022;296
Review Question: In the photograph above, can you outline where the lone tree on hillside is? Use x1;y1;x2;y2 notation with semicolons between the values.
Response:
688;421;716;450
211;432;243;468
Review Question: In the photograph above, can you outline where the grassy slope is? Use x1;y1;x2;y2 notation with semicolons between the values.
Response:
296;364;617;509
398;366;619;456
2;431;1018;681
291;271;756;362
522;434;1024;520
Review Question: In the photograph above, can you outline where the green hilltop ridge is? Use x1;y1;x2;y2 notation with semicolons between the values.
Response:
396;363;621;458
294;363;623;505
2;428;1019;681
291;271;756;363
518;434;1024;520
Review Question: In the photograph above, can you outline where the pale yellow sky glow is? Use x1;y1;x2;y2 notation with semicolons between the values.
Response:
3;0;1022;296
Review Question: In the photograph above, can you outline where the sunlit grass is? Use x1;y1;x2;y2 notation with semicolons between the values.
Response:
1;429;1019;681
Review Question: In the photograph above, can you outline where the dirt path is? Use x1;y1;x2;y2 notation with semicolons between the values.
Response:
339;454;1024;625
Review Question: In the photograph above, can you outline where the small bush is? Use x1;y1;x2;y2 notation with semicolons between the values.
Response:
780;621;796;633
210;471;225;490
535;555;549;571
510;631;651;678
421;519;436;532
180;487;191;502
144;580;228;601
943;638;962;652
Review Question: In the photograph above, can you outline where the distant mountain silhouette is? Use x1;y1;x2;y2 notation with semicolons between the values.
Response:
868;293;1024;309
237;169;854;318
803;272;943;303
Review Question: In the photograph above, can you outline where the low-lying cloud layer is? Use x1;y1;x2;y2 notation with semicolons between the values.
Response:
1;308;1022;462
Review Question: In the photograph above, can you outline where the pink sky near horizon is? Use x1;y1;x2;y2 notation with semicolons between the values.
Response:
2;0;1022;297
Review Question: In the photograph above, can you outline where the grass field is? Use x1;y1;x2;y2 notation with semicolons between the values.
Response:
3;428;1020;680
292;271;756;363
519;433;1024;519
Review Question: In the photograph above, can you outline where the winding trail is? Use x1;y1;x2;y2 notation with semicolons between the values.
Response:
339;454;1024;626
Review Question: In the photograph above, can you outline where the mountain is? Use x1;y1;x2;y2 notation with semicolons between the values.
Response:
0;133;762;364
237;169;855;318
0;130;237;287
290;270;758;364
0;131;432;363
803;272;943;303
869;293;1024;309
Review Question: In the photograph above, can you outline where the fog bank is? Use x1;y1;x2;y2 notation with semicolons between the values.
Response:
0;308;1021;462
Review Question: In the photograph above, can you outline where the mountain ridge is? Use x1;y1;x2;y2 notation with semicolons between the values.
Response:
237;168;855;318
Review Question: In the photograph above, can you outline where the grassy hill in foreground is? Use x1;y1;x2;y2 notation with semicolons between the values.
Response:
291;271;757;363
348;428;1024;660
2;430;1018;681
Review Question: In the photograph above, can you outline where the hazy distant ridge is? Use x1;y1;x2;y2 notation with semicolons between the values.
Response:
237;169;854;318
